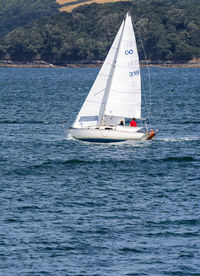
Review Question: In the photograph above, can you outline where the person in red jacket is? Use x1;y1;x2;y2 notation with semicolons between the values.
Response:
129;118;137;127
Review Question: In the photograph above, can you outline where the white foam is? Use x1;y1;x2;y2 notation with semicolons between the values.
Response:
157;136;200;142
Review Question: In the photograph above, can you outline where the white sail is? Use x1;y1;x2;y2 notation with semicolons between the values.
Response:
73;20;124;128
104;13;141;119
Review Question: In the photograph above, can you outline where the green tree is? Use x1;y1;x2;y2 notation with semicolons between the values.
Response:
173;42;193;62
5;28;37;61
0;43;7;59
0;0;59;38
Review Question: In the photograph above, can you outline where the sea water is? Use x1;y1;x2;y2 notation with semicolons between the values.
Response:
0;67;199;275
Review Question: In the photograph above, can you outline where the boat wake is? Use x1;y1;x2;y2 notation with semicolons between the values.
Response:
65;134;77;141
157;136;200;143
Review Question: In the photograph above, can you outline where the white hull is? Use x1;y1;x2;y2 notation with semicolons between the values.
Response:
67;126;148;142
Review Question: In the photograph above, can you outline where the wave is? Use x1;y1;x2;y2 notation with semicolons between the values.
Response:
158;136;200;142
6;154;199;177
0;120;50;124
119;247;143;253
178;121;200;124
147;218;200;226
160;156;198;162
6;159;105;176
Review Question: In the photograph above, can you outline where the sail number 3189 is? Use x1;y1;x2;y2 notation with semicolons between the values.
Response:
129;70;140;77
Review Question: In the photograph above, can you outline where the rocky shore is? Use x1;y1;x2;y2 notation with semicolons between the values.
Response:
0;60;200;68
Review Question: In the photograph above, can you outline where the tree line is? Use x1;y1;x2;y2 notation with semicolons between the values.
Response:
0;0;200;64
0;0;59;38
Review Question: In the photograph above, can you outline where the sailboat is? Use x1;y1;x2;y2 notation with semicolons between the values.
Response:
67;12;156;142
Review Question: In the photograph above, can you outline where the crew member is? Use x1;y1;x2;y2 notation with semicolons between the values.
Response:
129;118;137;127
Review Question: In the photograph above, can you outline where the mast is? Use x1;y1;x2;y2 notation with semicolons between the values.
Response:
98;17;126;126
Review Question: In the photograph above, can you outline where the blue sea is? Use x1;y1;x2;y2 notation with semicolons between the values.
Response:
0;67;199;276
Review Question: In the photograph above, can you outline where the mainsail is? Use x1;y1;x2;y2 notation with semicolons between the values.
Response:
73;13;141;129
73;20;124;128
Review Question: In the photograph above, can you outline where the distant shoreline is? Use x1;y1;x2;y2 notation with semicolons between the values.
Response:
0;61;200;68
